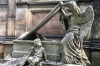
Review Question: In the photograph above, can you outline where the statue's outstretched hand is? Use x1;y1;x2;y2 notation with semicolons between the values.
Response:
30;47;34;50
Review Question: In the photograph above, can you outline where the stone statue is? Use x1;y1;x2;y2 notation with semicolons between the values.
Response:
60;1;94;66
27;38;48;66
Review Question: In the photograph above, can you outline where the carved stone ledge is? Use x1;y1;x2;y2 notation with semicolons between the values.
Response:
42;62;83;66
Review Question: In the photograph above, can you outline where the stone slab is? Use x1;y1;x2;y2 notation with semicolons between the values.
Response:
42;61;83;66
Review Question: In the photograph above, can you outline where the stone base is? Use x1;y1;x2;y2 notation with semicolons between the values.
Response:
64;64;83;66
42;62;59;66
42;61;83;66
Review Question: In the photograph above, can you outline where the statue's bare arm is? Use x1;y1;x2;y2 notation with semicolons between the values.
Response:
61;8;71;20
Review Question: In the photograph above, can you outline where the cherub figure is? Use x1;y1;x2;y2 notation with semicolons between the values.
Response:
60;1;94;66
27;38;48;66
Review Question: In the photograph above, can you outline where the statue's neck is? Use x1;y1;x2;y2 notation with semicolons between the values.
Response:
36;46;41;50
71;8;81;15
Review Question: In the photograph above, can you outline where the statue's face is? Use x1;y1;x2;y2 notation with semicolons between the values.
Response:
62;4;73;13
67;4;75;13
34;38;42;47
34;41;42;47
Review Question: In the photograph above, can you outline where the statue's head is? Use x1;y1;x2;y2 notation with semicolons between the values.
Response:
63;1;81;14
34;38;42;47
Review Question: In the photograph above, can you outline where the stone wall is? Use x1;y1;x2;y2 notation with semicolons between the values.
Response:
0;6;7;36
0;0;95;38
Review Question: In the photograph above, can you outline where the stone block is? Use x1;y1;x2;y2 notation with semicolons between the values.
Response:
32;12;66;35
13;40;34;52
42;41;61;61
12;40;61;61
12;51;28;57
4;44;13;58
0;8;7;20
16;8;27;20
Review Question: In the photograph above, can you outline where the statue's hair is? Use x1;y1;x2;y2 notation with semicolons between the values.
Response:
68;1;81;14
34;38;41;42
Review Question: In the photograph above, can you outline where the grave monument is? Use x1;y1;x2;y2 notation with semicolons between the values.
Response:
0;1;94;66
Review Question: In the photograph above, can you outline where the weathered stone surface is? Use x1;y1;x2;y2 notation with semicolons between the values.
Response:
4;44;13;58
16;0;66;2
0;8;7;20
42;41;61;61
92;17;100;39
0;44;4;59
42;62;83;66
0;56;27;66
7;18;15;36
13;40;34;52
16;8;27;20
8;0;16;17
0;21;6;36
7;0;16;36
32;12;66;35
92;50;100;66
15;8;28;36
15;20;26;36
12;51;28;57
27;10;32;31
20;2;62;40
0;0;7;4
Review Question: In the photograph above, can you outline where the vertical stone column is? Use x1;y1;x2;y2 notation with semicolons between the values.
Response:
26;10;32;31
0;42;4;59
7;0;16;36
15;5;28;36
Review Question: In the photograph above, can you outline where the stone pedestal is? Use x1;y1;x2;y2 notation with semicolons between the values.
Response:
12;40;61;61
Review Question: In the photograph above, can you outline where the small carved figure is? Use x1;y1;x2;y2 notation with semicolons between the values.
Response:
60;1;94;66
27;38;48;66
